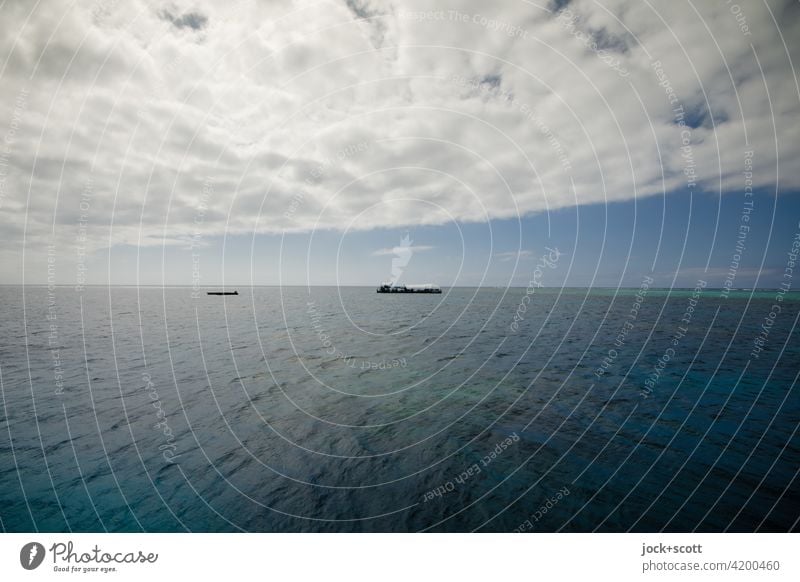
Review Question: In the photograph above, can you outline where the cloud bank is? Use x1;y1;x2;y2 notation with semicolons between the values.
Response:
0;0;798;276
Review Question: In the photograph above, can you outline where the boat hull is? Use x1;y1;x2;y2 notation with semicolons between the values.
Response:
376;285;441;293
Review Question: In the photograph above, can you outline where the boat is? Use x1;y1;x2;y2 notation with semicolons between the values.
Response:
377;283;441;294
207;291;239;296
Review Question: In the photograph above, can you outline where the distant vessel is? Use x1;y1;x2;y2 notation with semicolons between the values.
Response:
207;290;239;296
377;283;441;294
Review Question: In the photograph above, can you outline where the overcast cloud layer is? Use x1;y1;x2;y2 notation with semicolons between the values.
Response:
1;0;798;279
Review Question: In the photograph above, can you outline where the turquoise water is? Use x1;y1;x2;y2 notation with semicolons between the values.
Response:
0;285;798;531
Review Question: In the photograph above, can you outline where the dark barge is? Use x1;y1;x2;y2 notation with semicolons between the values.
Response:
377;284;441;294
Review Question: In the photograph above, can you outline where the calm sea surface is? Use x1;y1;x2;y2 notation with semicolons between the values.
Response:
1;285;798;532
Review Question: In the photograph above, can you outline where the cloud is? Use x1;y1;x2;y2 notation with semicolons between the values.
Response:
159;9;209;31
0;0;798;280
344;0;379;20
371;245;435;257
495;250;534;262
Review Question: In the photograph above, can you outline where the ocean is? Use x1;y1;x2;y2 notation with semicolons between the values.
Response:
1;285;798;532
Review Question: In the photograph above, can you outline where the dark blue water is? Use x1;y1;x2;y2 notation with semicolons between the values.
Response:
1;285;798;532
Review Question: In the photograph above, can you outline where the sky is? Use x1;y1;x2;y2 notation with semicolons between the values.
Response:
0;0;798;287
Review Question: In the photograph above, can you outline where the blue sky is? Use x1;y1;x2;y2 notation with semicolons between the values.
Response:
85;187;799;288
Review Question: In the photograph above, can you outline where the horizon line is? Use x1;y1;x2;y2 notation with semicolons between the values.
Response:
0;284;782;291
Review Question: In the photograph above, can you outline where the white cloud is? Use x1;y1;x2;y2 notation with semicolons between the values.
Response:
371;245;434;256
1;0;798;279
